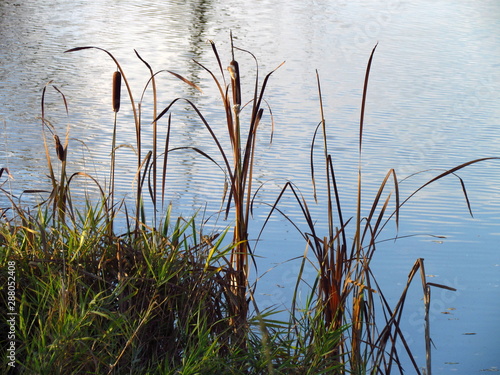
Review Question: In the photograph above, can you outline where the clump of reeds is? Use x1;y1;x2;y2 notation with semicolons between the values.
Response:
153;34;285;343
0;203;240;373
261;44;498;374
2;37;497;374
64;46;202;235
55;40;277;349
0;199;350;373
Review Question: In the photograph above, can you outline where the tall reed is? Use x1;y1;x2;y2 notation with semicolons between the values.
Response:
40;82;70;224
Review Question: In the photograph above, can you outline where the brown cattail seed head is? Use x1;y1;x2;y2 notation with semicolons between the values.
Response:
227;61;241;107
112;71;121;113
54;134;65;162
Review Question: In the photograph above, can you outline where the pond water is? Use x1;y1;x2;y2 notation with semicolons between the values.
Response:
1;0;499;372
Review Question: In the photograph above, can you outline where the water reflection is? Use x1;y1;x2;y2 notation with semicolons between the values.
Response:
1;0;499;372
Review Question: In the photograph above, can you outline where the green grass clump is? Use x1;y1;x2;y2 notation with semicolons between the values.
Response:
0;203;347;374
0;204;232;373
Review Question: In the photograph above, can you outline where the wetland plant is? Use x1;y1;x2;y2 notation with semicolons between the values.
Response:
1;38;497;374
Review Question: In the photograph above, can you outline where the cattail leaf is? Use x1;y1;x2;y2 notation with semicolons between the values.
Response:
51;85;69;115
262;99;276;144
327;154;347;248
134;49;152;71
65;46;140;138
22;189;51;194
0;168;13;179
64;46;95;53
154;98;233;184
166;70;203;93
161;113;171;208
427;282;457;292
359;43;378;152
457;175;473;217
208;39;227;84
253;61;285;124
399;157;500;214
67;172;107;200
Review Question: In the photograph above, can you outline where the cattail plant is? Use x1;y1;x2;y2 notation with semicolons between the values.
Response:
66;47;201;235
66;47;143;233
41;82;70;224
109;70;121;229
154;36;284;343
53;40;498;372
259;44;499;373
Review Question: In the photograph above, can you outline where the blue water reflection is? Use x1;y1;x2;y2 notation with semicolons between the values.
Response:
1;0;499;372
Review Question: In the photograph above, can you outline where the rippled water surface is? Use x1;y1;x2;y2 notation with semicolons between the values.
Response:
1;0;499;372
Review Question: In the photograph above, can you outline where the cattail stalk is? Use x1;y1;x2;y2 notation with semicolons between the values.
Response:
110;70;121;230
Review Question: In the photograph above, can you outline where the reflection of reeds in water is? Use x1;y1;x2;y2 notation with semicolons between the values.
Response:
1;38;498;374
